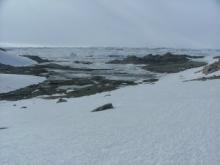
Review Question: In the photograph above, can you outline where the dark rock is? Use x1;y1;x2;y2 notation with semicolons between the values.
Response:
0;127;8;130
0;62;111;77
21;106;27;109
105;47;124;51
0;76;136;101
41;63;110;72
57;98;67;103
74;61;93;65
213;56;220;59
143;61;206;73
91;103;114;112
108;55;123;58
108;52;206;73
22;55;51;63
187;75;220;81
0;48;6;52
108;52;203;65
203;59;220;75
143;78;159;83
0;63;48;76
108;55;143;64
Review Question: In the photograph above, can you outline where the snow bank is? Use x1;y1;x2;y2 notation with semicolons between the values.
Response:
0;74;45;93
0;66;220;165
0;50;35;66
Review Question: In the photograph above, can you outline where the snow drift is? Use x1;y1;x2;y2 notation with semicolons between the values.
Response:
0;50;35;66
0;74;45;93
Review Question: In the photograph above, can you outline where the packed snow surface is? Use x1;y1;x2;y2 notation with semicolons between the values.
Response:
0;50;35;66
0;66;220;165
0;74;45;93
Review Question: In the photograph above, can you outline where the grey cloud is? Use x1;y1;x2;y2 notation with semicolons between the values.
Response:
0;0;219;48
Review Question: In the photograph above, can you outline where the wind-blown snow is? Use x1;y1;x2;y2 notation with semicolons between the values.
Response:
0;50;35;66
0;74;45;93
0;66;220;165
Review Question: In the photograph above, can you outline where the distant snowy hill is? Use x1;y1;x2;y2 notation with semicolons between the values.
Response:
0;49;44;93
0;50;35;66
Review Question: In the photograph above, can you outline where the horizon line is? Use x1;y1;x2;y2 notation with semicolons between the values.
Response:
0;43;220;50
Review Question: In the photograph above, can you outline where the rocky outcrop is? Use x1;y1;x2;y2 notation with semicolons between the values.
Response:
22;55;51;63
203;59;220;75
57;98;67;103
143;61;206;73
0;127;8;130
142;78;159;84
0;63;48;76
0;76;136;101
188;75;220;82
0;62;112;76
108;52;203;64
91;103;114;112
74;61;93;65
0;48;6;52
213;56;220;59
108;52;206;73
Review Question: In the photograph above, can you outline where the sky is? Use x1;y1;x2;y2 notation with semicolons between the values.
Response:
0;0;220;48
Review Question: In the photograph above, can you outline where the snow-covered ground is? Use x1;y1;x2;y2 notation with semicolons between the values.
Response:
0;74;46;93
0;65;220;165
0;50;35;66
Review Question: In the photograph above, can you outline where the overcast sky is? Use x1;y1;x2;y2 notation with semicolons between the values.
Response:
0;0;220;48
